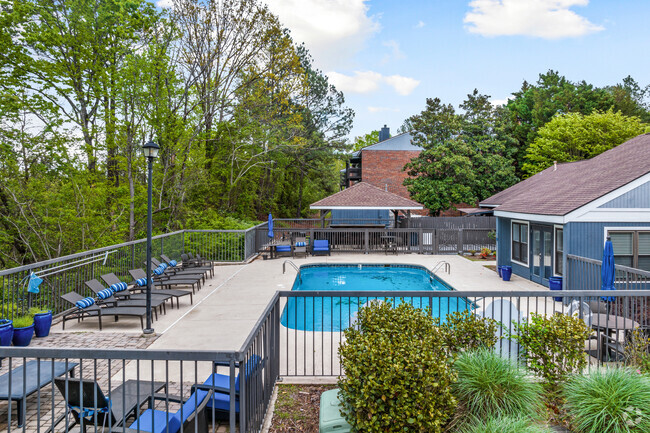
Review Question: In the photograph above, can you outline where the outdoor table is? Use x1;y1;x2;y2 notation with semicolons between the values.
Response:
109;379;167;425
591;313;639;335
0;360;78;427
380;234;397;255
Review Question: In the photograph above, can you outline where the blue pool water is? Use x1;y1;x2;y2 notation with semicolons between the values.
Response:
280;264;472;331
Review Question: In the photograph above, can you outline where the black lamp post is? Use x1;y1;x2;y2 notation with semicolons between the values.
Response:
142;140;160;334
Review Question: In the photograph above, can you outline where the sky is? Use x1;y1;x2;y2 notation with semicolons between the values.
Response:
261;0;650;141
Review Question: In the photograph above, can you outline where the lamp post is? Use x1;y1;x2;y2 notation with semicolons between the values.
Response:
142;140;160;334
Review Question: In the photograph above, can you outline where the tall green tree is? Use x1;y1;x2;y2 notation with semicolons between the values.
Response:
523;109;649;176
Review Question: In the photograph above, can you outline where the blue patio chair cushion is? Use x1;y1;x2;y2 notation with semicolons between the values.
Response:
177;389;209;424
129;409;181;433
160;263;168;270
203;373;240;393
110;282;128;292
169;260;177;267
96;288;114;300
75;297;95;309
153;266;165;276
205;390;240;412
313;240;329;250
276;245;291;252
135;277;150;287
295;242;306;247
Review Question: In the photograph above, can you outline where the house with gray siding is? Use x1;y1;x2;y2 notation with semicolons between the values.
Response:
480;133;650;288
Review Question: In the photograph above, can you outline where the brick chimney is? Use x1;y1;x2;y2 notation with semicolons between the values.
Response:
378;125;390;142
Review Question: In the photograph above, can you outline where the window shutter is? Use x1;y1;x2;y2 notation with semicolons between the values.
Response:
610;232;633;255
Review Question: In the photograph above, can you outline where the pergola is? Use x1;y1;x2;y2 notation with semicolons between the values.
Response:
310;182;424;227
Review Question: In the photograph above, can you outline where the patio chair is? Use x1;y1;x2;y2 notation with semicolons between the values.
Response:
60;292;147;330
275;243;292;258
126;388;212;433
125;269;200;296
84;279;167;318
101;269;194;308
293;237;307;258
151;257;206;282
145;261;204;291
163;254;214;278
311;239;330;256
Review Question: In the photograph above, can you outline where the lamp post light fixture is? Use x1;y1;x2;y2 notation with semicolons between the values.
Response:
143;140;160;334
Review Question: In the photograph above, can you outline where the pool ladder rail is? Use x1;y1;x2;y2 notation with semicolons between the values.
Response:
283;260;302;283
431;261;451;275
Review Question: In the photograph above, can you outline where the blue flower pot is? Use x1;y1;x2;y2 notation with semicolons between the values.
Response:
33;311;53;337
0;320;13;346
501;266;513;282
549;277;563;302
12;325;34;347
497;266;503;277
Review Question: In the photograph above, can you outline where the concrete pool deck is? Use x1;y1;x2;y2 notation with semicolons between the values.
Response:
54;253;550;351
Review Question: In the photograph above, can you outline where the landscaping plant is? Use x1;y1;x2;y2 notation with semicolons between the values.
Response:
564;368;650;433
12;315;34;328
479;247;492;259
440;310;498;353
338;301;457;433
458;415;553;433
624;329;650;374
452;349;544;421
513;313;592;394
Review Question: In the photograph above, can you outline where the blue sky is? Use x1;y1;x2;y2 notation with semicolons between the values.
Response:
263;0;650;140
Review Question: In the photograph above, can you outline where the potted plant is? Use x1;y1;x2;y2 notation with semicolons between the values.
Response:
30;307;53;338
12;315;35;347
0;318;13;347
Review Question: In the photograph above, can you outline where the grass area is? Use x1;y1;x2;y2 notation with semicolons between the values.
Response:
269;384;336;433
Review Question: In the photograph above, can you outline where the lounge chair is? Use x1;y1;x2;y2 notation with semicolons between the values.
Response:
104;272;194;306
152;257;207;282
293;237;307;258
60;292;147;330
145;261;204;291
311;239;331;256
126;388;212;433
275;242;292;258
51;377;167;433
162;254;214;278
84;279;167;318
125;269;200;296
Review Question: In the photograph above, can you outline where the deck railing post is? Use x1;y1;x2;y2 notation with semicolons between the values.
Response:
364;229;369;254
458;229;463;254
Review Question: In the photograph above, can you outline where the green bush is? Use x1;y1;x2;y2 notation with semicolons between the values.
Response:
12;315;34;328
453;349;543;421
458;416;553;433
440;310;498;353
513;313;592;393
564;368;650;433
338;301;456;433
624;329;650;374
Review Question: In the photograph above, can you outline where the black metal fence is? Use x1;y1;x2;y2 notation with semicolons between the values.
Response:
0;293;281;433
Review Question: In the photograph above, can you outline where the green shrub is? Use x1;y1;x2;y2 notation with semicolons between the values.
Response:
440;310;498;353
564;368;650;433
338;301;456;433
513;313;592;393
453;349;543;421
458;416;553;433
12;315;34;328
1;302;18;319
28;307;49;316
624;329;650;374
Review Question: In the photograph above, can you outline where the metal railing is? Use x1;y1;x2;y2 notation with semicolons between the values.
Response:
567;254;650;291
276;289;650;377
0;293;282;433
0;229;259;319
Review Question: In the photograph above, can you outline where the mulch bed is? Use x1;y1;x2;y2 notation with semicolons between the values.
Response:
269;384;336;433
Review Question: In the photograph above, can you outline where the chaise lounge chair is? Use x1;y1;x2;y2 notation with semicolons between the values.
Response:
152;257;207;282
60;292;147;330
84;279;167;318
104;272;194;307
163;254;214;278
311;239;331;256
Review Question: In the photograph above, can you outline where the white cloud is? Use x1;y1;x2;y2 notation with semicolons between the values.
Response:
464;0;604;39
368;106;400;113
156;0;173;8
264;0;380;69
327;71;420;96
490;97;513;107
381;40;405;64
415;20;425;29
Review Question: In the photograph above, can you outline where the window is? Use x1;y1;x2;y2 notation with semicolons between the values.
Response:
555;228;563;276
512;222;528;265
609;231;650;272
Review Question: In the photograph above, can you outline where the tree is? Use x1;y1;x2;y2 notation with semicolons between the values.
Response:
523;109;649;176
352;130;379;151
403;91;518;215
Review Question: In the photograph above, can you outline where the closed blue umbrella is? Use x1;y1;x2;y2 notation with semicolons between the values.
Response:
601;237;615;302
267;213;274;239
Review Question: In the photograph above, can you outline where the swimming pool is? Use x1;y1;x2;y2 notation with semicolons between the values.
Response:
280;264;472;331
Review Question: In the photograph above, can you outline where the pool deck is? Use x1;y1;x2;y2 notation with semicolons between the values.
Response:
53;253;550;352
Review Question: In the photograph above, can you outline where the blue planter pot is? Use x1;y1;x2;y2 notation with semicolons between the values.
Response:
0;320;13;347
549;277;563;302
33;311;53;337
497;266;503;277
12;325;34;347
501;266;513;282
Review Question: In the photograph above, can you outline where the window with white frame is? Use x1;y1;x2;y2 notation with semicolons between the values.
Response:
512;222;528;264
555;228;563;275
608;230;650;271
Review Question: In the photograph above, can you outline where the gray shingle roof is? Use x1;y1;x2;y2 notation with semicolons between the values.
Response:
310;182;424;209
480;133;650;216
362;132;421;151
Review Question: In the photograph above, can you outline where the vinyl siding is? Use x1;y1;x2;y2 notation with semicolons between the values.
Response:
565;221;650;260
496;216;531;280
330;209;391;226
598;181;650;208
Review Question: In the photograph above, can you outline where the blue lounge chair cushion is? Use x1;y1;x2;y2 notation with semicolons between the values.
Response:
295;242;306;247
153;266;165;276
276;245;291;252
135;277;150;287
129;409;181;433
75;297;95;309
96;288;114;300
169;260;177;267
313;240;329;250
205;390;240;412
110;282;128;292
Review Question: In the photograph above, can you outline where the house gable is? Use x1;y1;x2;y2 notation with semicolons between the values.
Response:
598;181;650;209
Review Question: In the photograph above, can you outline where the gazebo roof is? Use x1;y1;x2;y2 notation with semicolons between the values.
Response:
310;182;424;210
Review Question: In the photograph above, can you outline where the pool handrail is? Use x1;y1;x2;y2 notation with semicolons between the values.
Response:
282;260;302;284
431;261;451;275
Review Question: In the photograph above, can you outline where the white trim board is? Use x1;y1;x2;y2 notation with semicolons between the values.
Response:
310;206;423;210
